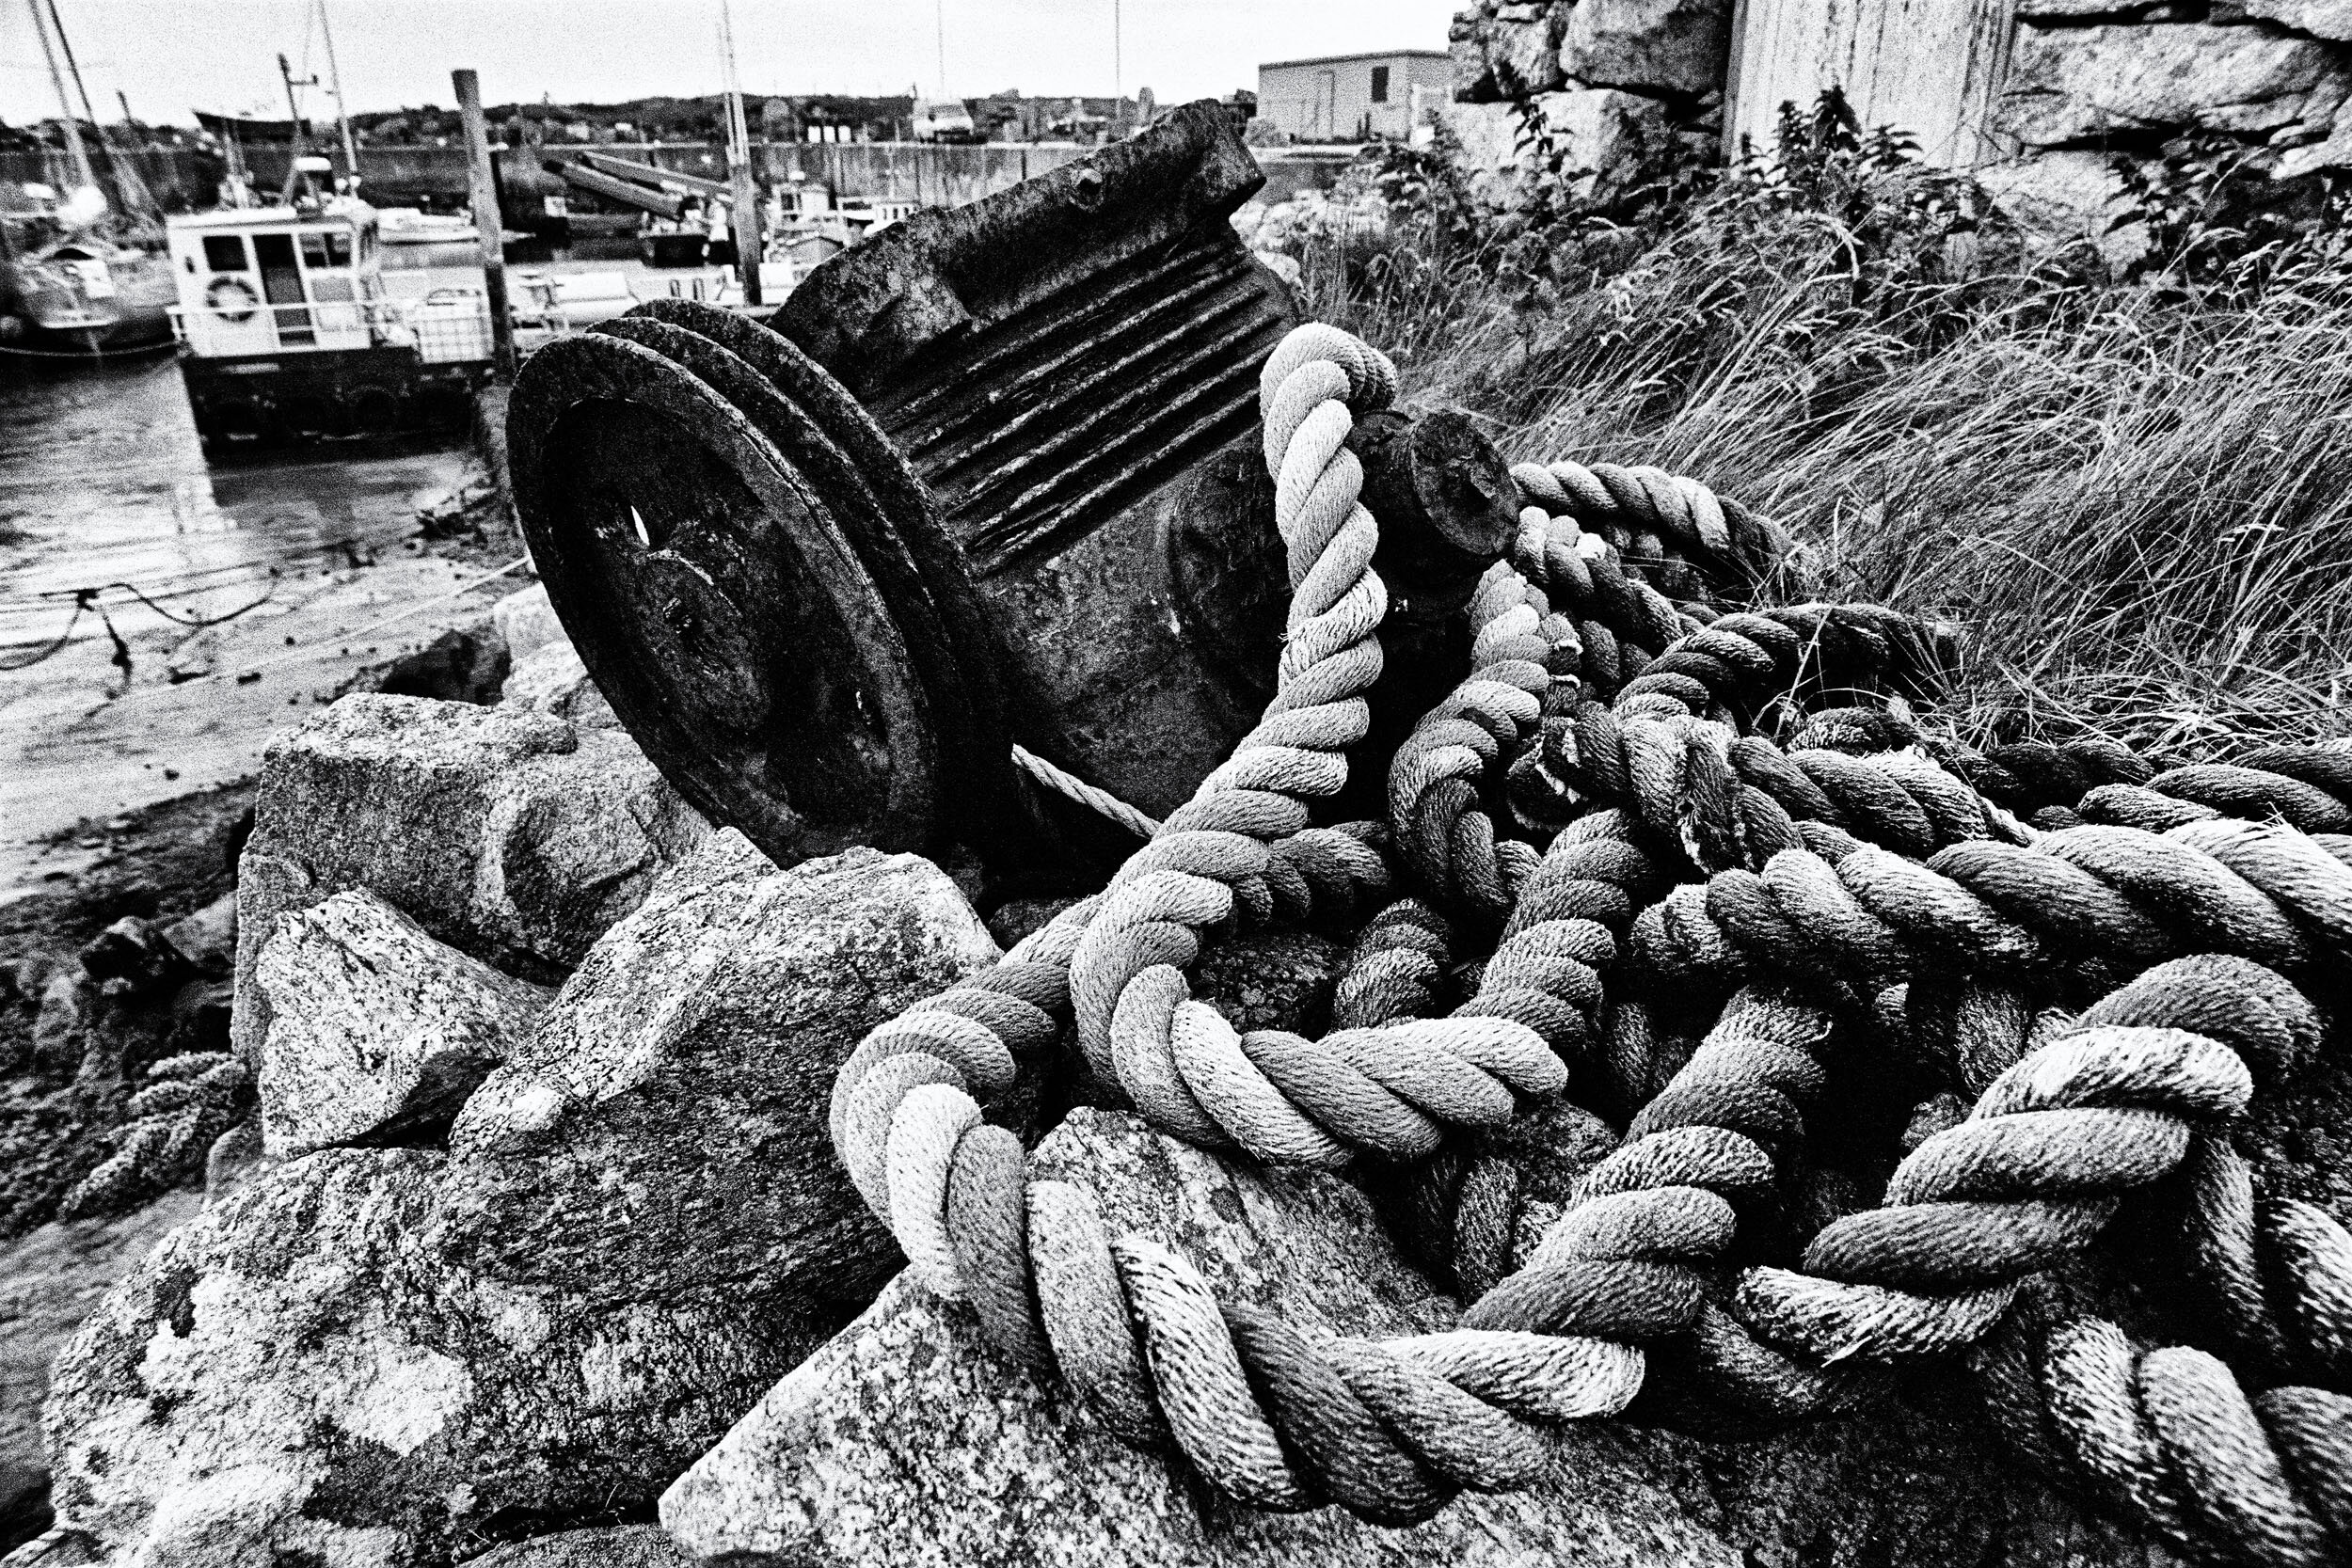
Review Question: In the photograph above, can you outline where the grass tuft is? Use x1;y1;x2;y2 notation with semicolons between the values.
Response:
1278;125;2352;759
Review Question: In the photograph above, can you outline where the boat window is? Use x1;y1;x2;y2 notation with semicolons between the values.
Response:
309;274;355;302
202;235;248;272
299;231;355;269
252;232;316;344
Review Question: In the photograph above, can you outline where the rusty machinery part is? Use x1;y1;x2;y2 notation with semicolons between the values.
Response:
508;316;1023;868
513;102;1538;879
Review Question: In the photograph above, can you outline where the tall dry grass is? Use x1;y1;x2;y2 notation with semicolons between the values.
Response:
1294;170;2352;757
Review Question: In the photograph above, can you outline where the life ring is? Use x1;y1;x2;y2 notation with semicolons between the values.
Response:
205;276;260;323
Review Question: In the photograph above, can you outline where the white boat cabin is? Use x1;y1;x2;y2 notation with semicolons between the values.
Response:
167;202;489;364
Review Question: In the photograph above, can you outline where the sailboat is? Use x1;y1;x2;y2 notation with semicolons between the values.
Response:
0;0;175;354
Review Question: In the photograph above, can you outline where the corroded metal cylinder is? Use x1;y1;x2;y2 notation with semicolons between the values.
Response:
508;102;1518;880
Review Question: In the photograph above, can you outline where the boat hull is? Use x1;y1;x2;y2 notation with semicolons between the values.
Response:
0;250;175;355
179;344;486;449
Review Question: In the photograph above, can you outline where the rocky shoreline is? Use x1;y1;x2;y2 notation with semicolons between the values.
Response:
0;574;2217;1568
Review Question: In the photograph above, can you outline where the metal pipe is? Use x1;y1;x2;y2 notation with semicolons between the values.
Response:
547;159;687;220
276;53;309;204
453;69;517;385
578;150;730;199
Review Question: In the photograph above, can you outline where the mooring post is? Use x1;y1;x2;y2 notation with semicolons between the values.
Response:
453;67;517;384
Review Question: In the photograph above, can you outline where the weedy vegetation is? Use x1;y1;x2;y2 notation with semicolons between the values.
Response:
1272;90;2352;757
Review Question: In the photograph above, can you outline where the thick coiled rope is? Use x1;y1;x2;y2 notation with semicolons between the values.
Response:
1631;814;2352;1006
1510;458;1793;604
818;323;2352;1558
825;326;1664;1520
1973;1282;2352;1568
1728;958;2325;1361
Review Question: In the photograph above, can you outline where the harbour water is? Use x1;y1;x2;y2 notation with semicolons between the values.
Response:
0;352;490;895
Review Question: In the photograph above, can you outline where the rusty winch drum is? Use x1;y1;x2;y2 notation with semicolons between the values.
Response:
508;103;1519;886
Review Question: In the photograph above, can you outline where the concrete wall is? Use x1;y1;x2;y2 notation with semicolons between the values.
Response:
1259;52;1452;142
1726;0;2016;166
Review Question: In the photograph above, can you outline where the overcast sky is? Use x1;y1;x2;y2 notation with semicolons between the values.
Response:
3;1;1454;126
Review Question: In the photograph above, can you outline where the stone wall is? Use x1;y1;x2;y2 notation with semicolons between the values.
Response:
1448;0;2352;244
1448;0;1730;208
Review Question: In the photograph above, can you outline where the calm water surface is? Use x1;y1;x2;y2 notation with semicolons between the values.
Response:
0;354;467;657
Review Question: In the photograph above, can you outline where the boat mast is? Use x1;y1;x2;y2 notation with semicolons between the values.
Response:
314;0;362;193
278;52;311;202
114;90;156;206
26;0;95;193
721;0;761;307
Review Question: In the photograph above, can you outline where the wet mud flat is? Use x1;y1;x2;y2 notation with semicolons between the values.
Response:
0;356;520;901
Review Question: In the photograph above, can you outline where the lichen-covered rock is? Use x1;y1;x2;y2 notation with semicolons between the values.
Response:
230;694;710;1062
468;1528;691;1568
2000;23;2350;146
660;1110;2157;1568
42;1148;834;1568
501;641;617;731
0;1191;204;1554
254;890;553;1159
432;832;1002;1314
1561;0;1733;96
1450;1;1566;102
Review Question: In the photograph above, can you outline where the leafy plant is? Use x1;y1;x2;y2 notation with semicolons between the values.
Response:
1292;84;2352;754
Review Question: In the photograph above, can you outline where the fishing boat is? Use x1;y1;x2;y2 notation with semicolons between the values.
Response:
167;194;493;450
0;0;175;354
0;183;176;354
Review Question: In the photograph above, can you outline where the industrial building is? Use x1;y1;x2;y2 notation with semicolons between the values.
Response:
1256;49;1451;142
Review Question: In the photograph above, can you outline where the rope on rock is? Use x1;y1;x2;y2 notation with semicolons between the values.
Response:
819;322;2352;1558
1973;1282;2352;1568
828;326;1653;1516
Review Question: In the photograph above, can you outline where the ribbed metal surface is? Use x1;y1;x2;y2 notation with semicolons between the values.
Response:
865;229;1290;577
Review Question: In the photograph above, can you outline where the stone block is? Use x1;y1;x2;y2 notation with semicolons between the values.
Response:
42;1149;832;1568
2000;23;2349;145
1562;0;1734;97
230;694;709;1063
501;640;618;731
490;583;567;665
254;890;553;1159
434;833;1001;1312
1451;0;1567;101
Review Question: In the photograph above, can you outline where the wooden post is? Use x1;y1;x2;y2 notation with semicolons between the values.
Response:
730;145;763;307
453;68;516;383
